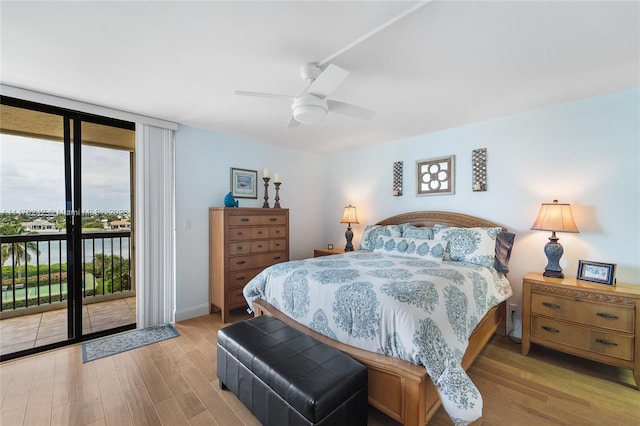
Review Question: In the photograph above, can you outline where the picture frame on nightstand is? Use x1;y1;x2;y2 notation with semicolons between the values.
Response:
577;260;616;286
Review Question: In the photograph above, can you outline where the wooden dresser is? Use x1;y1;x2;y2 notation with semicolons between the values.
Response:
522;272;640;389
209;207;289;322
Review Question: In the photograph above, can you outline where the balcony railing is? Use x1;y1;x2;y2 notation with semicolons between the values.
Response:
0;231;132;312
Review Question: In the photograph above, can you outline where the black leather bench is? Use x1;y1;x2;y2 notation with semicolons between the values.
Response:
217;315;368;426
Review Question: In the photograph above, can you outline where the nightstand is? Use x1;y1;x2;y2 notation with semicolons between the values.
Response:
313;248;347;257
522;272;640;389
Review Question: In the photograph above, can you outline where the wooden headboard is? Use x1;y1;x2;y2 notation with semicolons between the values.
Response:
375;210;507;231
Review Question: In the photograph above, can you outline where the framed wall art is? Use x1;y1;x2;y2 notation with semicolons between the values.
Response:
230;167;258;199
577;260;616;286
417;155;455;196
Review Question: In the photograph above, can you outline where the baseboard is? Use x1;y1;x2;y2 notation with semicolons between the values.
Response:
175;303;209;322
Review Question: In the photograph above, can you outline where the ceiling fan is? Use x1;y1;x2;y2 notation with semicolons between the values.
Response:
235;1;431;128
235;62;374;127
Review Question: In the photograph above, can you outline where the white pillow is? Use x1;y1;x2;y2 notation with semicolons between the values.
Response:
432;226;502;268
372;235;447;261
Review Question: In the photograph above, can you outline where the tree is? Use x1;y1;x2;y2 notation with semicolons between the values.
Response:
91;254;130;293
0;223;40;279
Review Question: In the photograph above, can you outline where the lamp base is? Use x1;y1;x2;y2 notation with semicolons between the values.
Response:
543;269;565;279
542;234;564;279
344;226;354;252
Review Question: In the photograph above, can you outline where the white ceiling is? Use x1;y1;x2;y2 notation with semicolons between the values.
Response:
1;1;638;154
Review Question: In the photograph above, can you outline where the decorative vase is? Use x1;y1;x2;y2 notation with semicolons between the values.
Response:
224;192;239;207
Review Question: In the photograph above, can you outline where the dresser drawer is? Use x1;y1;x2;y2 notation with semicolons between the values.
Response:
228;252;288;271
260;215;287;225
531;316;634;361
262;251;287;267
250;241;270;253
229;227;253;241
227;287;247;306
227;269;261;288
531;293;634;333
270;239;286;251
228;242;251;255
250;227;269;239
228;215;262;226
269;226;287;239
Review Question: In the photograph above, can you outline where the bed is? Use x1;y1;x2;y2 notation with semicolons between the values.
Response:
243;211;514;426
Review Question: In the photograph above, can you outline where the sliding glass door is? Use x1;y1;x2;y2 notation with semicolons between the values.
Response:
0;97;136;360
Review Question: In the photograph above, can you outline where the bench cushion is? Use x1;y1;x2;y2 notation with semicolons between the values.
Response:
217;315;367;424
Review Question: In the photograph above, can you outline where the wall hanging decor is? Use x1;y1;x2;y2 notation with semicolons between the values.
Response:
230;167;258;199
393;161;403;196
417;155;455;196
472;148;487;192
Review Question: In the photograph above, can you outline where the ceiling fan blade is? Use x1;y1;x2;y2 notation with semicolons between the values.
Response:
235;90;293;99
327;99;375;120
286;115;300;128
306;64;349;98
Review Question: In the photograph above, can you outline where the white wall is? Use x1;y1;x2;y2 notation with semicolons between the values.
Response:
174;89;639;331
322;88;640;336
174;126;324;321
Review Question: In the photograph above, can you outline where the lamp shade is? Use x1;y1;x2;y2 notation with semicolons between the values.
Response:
531;200;579;233
340;205;359;224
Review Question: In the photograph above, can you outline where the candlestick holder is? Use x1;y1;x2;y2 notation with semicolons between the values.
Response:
262;177;271;208
273;182;281;208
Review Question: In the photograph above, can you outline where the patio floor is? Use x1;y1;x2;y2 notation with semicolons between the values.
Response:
0;297;136;357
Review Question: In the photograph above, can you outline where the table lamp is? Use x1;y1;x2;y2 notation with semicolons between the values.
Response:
340;205;359;251
530;200;579;278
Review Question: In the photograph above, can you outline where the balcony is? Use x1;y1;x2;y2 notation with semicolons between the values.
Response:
0;231;135;356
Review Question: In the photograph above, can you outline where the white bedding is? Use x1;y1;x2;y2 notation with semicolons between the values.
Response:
243;251;512;425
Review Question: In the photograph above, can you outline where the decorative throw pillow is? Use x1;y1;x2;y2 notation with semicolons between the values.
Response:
402;225;434;240
433;226;502;268
494;231;516;273
359;225;403;250
372;235;447;261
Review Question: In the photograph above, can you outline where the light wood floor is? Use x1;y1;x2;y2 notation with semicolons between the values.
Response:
1;308;638;426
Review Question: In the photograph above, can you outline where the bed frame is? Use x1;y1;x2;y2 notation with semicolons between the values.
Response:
252;211;508;426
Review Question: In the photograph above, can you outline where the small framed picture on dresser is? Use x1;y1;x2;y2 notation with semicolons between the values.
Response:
577;260;616;286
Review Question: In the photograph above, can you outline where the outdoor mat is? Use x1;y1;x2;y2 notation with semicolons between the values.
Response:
82;323;179;362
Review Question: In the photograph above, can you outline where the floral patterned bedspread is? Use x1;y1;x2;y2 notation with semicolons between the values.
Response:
243;251;512;425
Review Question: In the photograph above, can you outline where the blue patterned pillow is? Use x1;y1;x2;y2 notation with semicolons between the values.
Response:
359;225;403;250
402;225;434;240
432;226;502;268
372;235;447;261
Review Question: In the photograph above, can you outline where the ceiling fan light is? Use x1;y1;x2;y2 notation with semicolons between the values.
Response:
293;105;327;123
291;93;328;123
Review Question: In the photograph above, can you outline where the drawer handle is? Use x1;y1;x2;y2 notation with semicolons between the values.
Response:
273;256;281;260
596;312;619;320
269;218;277;222
236;276;245;281
275;230;281;234
257;245;263;248
237;246;243;250
541;326;560;333
237;292;243;297
274;243;281;247
542;302;561;309
237;232;243;236
257;231;263;235
595;338;618;347
240;218;249;222
236;261;246;265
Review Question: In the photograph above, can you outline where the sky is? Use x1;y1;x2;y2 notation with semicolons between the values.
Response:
0;134;131;214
